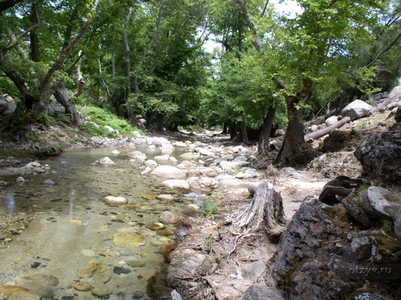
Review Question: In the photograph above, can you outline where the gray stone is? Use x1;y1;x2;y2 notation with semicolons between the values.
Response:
341;99;373;120
389;85;401;99
355;131;401;184
152;166;186;179
325;116;339;126
0;94;16;115
242;284;284;300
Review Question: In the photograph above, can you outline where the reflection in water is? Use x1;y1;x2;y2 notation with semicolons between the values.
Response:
3;192;15;213
69;189;75;219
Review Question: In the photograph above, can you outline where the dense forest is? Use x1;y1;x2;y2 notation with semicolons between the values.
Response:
1;0;401;165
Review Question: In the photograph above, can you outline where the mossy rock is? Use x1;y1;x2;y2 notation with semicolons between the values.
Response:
320;130;354;153
31;144;64;157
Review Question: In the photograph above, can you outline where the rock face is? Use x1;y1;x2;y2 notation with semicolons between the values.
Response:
341;99;372;120
272;193;401;300
354;130;401;183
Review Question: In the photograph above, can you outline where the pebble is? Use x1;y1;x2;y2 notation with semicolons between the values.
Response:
31;261;41;268
16;176;25;184
73;281;92;291
113;266;132;275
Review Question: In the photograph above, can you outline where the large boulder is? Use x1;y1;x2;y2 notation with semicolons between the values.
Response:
389;85;401;99
272;192;401;300
167;249;215;299
341;99;372;120
0;94;16;115
354;130;401;184
151;166;187;179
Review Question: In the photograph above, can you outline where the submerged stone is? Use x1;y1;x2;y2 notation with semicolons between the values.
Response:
113;233;145;248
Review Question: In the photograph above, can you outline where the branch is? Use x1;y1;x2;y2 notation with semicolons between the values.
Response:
260;0;269;17
39;0;101;94
1;24;39;54
366;30;401;68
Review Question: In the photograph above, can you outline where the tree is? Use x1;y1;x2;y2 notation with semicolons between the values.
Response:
0;0;102;125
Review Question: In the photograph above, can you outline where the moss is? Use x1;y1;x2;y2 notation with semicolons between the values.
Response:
384;193;401;203
323;205;350;228
375;235;401;254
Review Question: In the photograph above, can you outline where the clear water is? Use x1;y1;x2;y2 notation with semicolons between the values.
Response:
0;147;183;299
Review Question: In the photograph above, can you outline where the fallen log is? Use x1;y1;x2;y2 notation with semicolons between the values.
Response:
305;116;351;141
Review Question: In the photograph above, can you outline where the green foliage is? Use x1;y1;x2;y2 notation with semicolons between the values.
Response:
79;105;135;137
203;197;220;215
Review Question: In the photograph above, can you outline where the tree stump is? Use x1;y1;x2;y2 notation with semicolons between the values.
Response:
231;182;286;244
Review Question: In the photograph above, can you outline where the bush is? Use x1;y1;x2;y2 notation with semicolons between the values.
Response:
79;105;136;137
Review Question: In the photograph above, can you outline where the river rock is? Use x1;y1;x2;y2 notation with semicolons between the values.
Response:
0;161;49;177
128;151;147;163
173;141;187;148
325;115;339;126
354;130;401;183
188;177;218;192
180;152;200;161
161;143;175;155
216;175;247;189
188;167;218;178
146;222;165;230
95;157;115;165
243;284;284;300
162;180;190;190
126;255;146;268
73;281;92;291
157;194;175;201
196;147;215;157
154;155;177;165
102;195;128;205
177;160;195;169
152;166;187;179
167;249;215;298
235;167;257;179
341;99;373;120
15;273;59;298
42;179;55;186
16;176;25;184
160;211;178;224
113;233;145;248
0;286;40;300
219;160;249;171
145;159;158;168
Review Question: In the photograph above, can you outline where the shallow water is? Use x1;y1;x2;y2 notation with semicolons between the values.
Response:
0;148;183;299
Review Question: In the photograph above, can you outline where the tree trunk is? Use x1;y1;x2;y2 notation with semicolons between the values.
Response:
74;50;85;97
53;82;80;126
258;107;276;155
275;96;315;166
240;122;249;144
123;7;133;97
30;0;40;62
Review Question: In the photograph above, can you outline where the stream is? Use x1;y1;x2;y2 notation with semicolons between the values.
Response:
0;147;186;299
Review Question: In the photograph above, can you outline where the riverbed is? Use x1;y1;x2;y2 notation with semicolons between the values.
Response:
0;147;183;299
